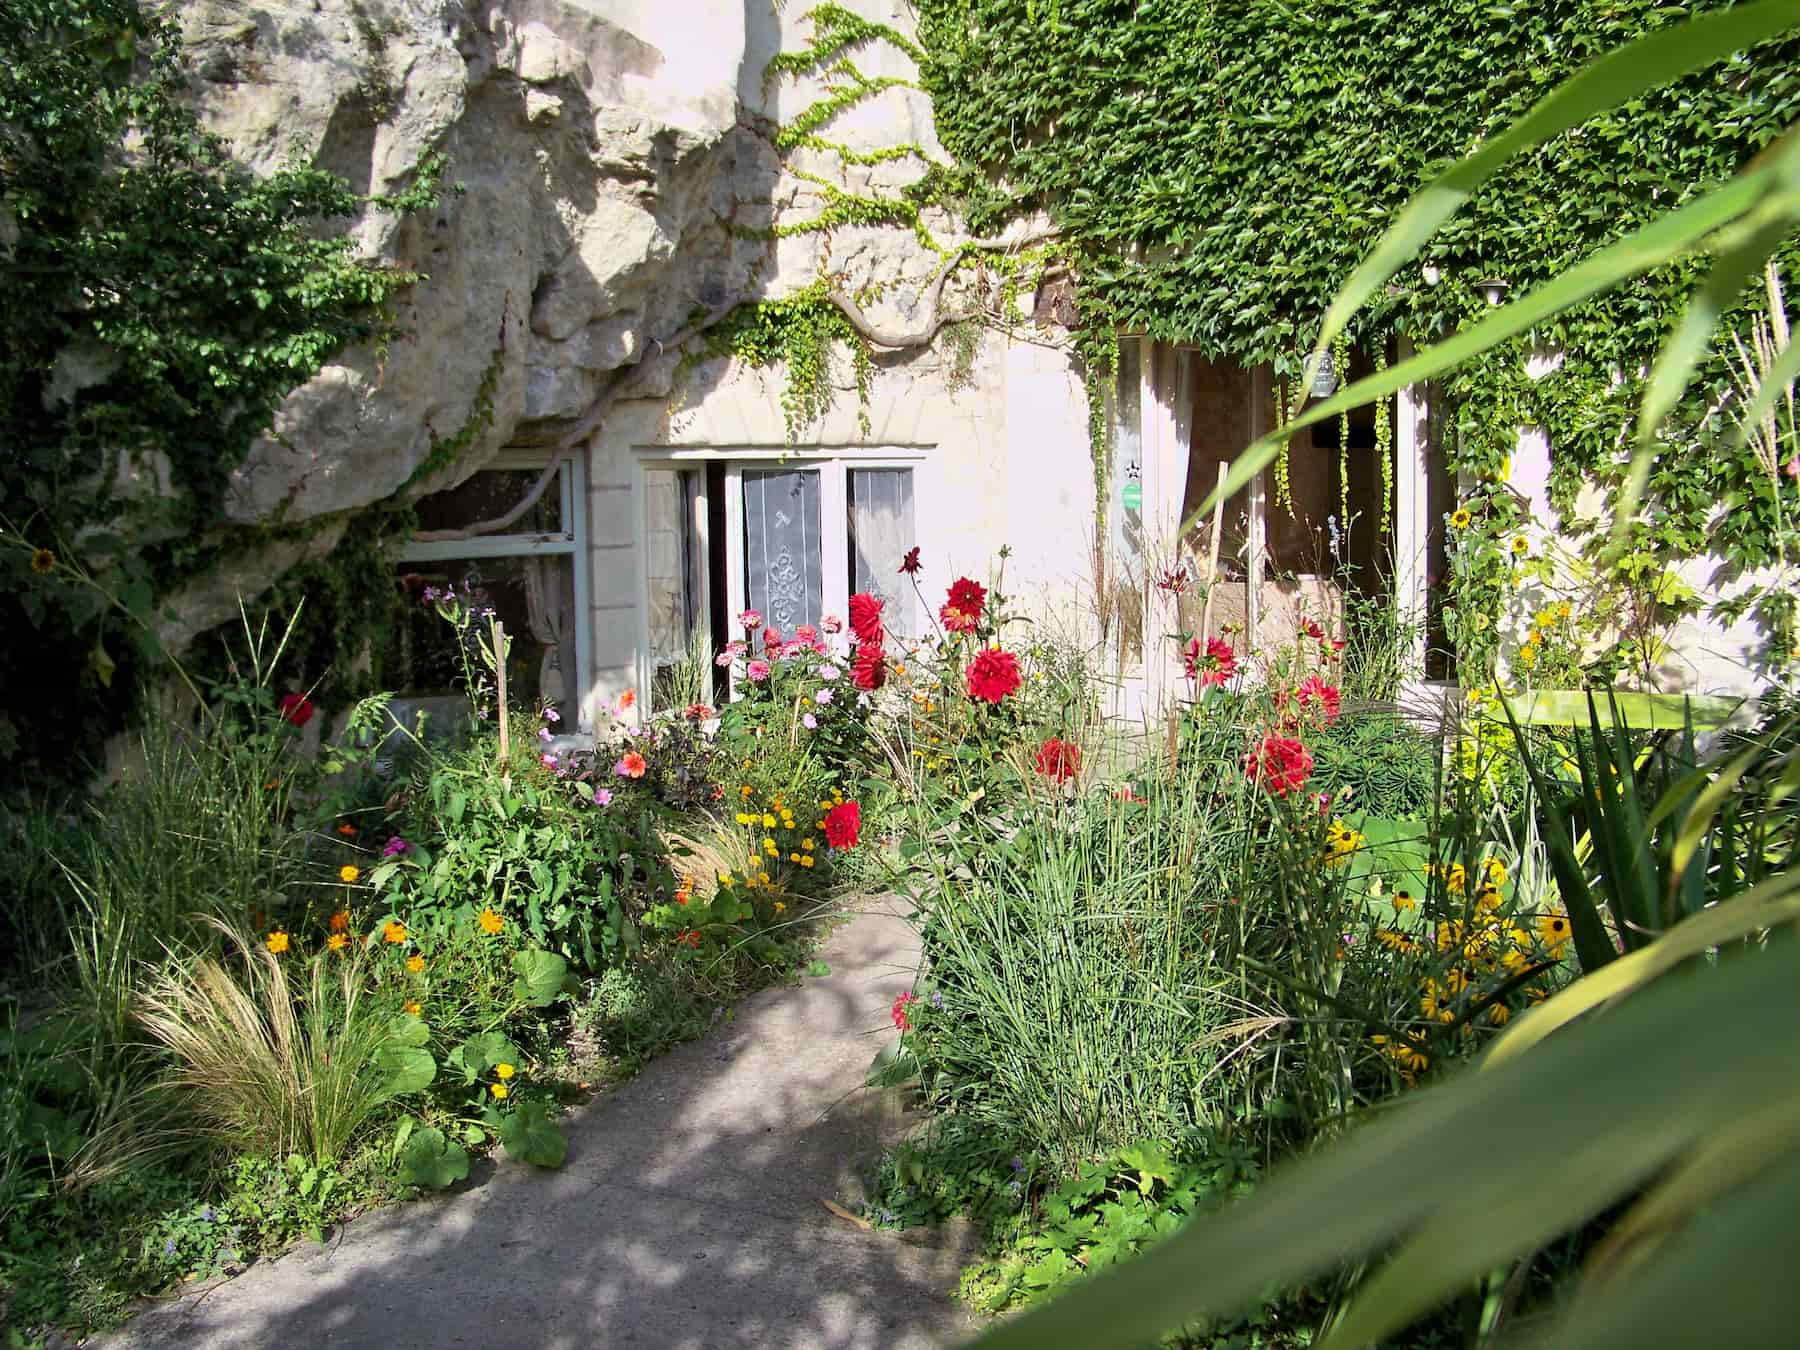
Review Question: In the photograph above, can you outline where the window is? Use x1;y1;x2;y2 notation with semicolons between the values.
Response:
638;454;920;711
387;456;590;730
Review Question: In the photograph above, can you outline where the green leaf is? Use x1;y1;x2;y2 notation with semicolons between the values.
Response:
397;1125;470;1188
510;947;568;1007
447;1031;520;1083
498;1101;568;1168
374;1045;436;1098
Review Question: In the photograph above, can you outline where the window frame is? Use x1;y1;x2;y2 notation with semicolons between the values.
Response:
635;447;927;714
394;452;593;732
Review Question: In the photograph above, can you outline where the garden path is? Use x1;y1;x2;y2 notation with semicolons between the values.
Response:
101;901;977;1350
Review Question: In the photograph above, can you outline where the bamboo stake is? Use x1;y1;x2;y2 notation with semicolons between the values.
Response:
492;617;510;769
1198;461;1229;643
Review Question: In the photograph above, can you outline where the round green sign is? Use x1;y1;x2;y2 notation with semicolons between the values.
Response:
1121;480;1142;512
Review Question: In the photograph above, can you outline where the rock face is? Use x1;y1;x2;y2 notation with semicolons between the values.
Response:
178;0;786;529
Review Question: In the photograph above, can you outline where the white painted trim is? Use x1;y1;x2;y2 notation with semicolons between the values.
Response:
565;453;593;735
820;461;850;624
1393;336;1431;680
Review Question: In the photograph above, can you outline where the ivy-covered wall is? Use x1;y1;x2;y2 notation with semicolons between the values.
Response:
913;0;1800;671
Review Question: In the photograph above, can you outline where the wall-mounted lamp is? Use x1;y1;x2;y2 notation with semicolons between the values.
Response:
1476;277;1511;306
1307;348;1338;398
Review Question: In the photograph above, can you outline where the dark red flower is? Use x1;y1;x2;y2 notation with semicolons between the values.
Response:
823;800;862;849
1034;737;1081;783
763;627;783;653
966;647;1022;704
277;693;316;728
851;641;886;690
898;547;922;576
940;576;987;633
849;592;885;644
1299;618;1324;641
684;703;715;721
1244;735;1314;796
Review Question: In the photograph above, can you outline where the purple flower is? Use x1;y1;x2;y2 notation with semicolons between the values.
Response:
541;753;558;769
592;787;614;806
814;687;834;706
818;664;840;681
538;727;552;742
543;706;561;724
802;713;818;730
381;837;410;859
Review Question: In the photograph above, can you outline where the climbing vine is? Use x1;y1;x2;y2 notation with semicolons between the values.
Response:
0;0;438;779
913;0;1800;677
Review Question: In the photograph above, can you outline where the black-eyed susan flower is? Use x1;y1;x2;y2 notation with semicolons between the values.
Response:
1536;912;1572;951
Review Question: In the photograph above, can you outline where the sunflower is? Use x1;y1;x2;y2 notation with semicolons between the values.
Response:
1511;535;1530;556
30;548;56;575
1450;509;1472;530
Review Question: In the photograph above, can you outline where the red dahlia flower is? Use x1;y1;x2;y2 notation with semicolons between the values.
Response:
1295;676;1342;725
1034;737;1081;783
763;627;783;653
849;592;885;644
851;642;886;690
277;693;316;728
823;800;862;849
966;647;1022;704
898;547;922;575
1244;735;1313;796
940;576;987;632
1182;636;1237;688
891;990;918;1031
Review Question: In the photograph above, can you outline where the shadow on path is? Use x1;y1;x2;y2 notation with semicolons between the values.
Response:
103;902;976;1350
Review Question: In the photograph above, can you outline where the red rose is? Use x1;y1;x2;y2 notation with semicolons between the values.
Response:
277;693;316;728
1244;734;1313;796
823;800;862;849
966;647;1022;704
940;576;987;632
849;592;885;644
898;547;922;576
851;641;886;690
1034;737;1081;783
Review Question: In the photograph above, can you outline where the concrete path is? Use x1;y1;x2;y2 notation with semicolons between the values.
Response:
103;901;978;1350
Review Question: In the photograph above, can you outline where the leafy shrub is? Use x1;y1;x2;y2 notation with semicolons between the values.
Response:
581;962;707;1070
1307;710;1442;820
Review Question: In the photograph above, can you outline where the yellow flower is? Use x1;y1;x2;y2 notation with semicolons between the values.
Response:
719;871;734;886
1392;889;1416;912
339;864;361;884
1557;601;1572;620
800;856;814;869
789;852;801;863
774;901;787;913
1518;645;1538;667
329;909;350;933
739;785;753;798
1526;628;1541;645
478;907;505;935
265;930;290;954
383;920;407;944
735;812;754;825
1483;857;1508;887
406;954;425;973
491;1083;509;1100
1488;1002;1512;1026
802;838;814;851
1450;508;1472;529
495;1062;515;1080
1511;535;1529;556
404;999;422;1016
327;932;348;952
30;547;57;575
761;813;777;829
1536;912;1572;952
